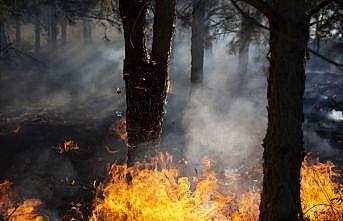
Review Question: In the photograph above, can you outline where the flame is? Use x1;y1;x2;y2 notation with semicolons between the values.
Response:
57;140;80;154
90;154;342;221
301;158;343;221
0;180;44;221
108;117;127;141
90;155;236;221
2;155;341;220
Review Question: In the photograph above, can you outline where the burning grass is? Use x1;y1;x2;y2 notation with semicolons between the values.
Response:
0;180;44;221
90;155;342;221
301;158;343;220
1;154;341;221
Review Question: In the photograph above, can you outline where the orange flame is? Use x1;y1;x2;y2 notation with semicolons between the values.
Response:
0;180;44;221
301;158;343;221
57;140;80;154
108;117;127;142
90;154;342;221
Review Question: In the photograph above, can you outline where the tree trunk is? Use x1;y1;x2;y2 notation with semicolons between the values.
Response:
191;0;206;86
0;21;7;57
61;18;67;46
120;0;175;166
48;3;57;49
83;19;92;45
34;16;40;53
236;40;249;94
259;1;308;220
15;17;21;47
237;11;250;78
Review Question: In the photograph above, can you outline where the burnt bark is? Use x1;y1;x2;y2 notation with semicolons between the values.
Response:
120;0;175;166
238;41;249;77
34;16;40;53
259;1;308;220
15;17;21;47
0;20;7;57
48;3;57;49
83;18;92;44
191;0;206;86
61;18;67;46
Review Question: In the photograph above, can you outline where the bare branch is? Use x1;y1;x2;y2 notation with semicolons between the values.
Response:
307;0;337;18
309;48;343;69
239;0;278;23
309;14;343;26
230;0;270;31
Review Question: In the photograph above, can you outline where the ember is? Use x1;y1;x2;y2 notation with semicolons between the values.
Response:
57;140;80;154
108;117;127;142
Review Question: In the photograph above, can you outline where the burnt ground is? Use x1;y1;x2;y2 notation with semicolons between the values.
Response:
0;45;342;220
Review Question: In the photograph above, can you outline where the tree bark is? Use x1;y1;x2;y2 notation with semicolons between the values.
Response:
61;18;67;46
237;42;249;82
83;18;92;45
48;2;57;49
0;21;6;57
237;10;250;78
120;0;175;166
259;1;308;220
15;17;21;47
235;13;250;95
34;16;40;53
191;0;206;86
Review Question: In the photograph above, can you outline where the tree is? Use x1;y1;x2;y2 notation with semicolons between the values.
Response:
48;1;57;49
83;18;92;44
191;0;207;86
119;0;176;166
236;0;339;220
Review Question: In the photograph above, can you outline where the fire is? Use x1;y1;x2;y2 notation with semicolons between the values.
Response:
57;140;80;154
90;155;238;221
90;154;342;221
301;158;343;221
0;180;44;221
1;156;341;220
108;117;127;141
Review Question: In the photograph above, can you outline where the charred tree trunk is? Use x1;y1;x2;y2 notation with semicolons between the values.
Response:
235;13;250;95
259;1;308;220
191;0;206;86
15;17;21;47
120;0;175;166
83;19;92;45
34;16;40;53
237;12;250;78
61;18;67;46
0;21;7;57
237;41;249;80
48;3;57;49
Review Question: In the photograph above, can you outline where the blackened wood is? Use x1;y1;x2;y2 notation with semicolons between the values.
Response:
120;0;176;166
259;1;308;220
191;0;206;85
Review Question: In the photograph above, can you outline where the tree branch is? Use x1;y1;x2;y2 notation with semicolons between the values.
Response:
309;47;343;69
309;14;343;26
307;0;337;18
230;0;270;31
239;0;278;23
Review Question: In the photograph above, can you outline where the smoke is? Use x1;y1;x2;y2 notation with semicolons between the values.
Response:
1;15;342;220
164;40;268;171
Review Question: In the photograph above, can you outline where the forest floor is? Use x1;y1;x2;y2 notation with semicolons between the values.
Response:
0;45;342;219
